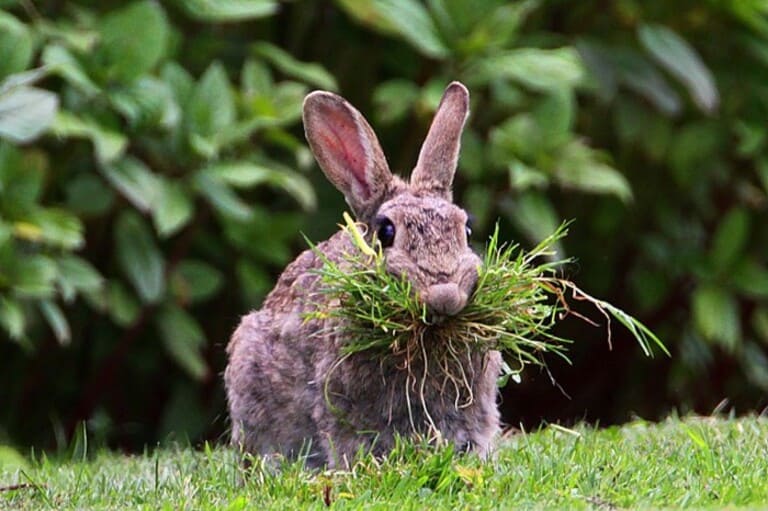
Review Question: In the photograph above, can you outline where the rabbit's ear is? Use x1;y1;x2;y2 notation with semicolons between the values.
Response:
303;91;393;219
410;82;469;200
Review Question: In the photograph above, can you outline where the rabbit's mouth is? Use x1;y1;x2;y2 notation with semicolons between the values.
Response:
421;282;470;320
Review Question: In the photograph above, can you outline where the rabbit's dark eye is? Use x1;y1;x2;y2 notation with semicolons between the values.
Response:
376;216;395;248
465;218;473;240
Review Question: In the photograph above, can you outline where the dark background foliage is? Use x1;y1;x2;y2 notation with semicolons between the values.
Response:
1;0;767;453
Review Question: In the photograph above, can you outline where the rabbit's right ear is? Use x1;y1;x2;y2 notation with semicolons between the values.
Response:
303;91;393;220
410;82;469;200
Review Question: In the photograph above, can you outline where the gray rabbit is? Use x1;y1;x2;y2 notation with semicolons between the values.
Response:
225;81;502;468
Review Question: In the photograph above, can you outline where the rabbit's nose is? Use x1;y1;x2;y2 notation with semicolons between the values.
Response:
422;283;468;317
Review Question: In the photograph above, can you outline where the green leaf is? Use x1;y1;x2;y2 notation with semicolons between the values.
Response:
378;0;449;58
109;77;180;130
241;59;272;96
106;281;140;327
337;0;449;58
39;299;71;345
638;24;718;113
554;141;632;202
171;260;224;305
193;172;253;221
64;173;116;216
188;133;218;159
0;68;49;95
612;48;681;116
373;80;420;124
252;42;338;91
265;164;317;211
0;297;25;340
266;81;307;122
100;156;161;212
753;307;768;345
500;192;564;258
729;2;768;37
115;211;166;304
0;11;34;80
22;208;84;250
199;161;278;188
692;285;740;353
161;61;195;109
709;207;749;271
35;19;98;53
668;122;723;186
489;114;543;163
187;62;235;141
174;0;278;22
558;161;631;202
508;160;548;191
0;221;9;246
469;48;585;92
224;207;299;265
198;160;316;210
532;89;574;147
56;255;103;302
459;128;485;180
732;259;768;299
576;39;619;102
156;304;208;380
0;142;45;204
0;86;59;143
14;256;57;298
51;111;127;163
335;0;399;34
735;121;766;158
758;159;768;196
614;98;673;161
97;1;170;83
41;44;100;97
152;180;194;238
460;1;541;54
429;0;523;37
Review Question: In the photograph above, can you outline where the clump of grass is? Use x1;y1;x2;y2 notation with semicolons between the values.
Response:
4;418;768;509
307;213;666;411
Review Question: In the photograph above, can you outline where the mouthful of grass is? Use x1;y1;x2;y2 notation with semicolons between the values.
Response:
307;213;667;391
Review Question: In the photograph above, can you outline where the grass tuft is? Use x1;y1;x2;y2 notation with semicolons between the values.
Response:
308;214;667;392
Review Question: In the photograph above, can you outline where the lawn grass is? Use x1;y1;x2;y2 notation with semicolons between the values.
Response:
2;416;767;510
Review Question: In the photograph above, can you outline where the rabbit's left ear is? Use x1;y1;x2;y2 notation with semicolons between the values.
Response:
410;82;470;200
303;91;394;221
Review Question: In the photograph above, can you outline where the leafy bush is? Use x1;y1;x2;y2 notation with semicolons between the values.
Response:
323;0;768;419
0;0;327;447
1;0;767;450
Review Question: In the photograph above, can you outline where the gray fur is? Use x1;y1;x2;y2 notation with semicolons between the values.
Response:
225;81;501;468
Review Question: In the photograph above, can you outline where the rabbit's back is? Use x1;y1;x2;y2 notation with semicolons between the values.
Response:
225;231;353;463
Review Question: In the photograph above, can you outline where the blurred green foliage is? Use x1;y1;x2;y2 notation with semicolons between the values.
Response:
1;0;767;450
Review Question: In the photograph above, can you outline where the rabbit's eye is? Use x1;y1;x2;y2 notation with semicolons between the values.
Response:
465;219;473;240
376;217;395;248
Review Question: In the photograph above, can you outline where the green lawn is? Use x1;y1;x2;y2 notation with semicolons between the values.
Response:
2;416;767;510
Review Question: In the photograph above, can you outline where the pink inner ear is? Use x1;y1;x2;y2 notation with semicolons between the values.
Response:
315;103;371;199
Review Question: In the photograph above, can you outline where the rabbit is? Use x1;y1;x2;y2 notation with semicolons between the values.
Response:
224;81;502;468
